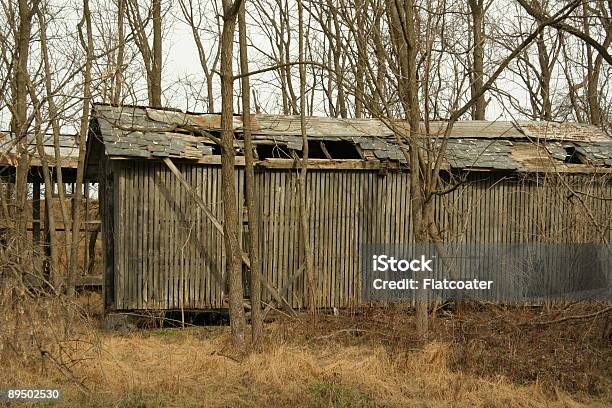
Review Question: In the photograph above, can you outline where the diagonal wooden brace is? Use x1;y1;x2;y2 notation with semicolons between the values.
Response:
163;157;296;316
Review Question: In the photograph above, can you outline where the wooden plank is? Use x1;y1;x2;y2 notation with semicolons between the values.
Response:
278;171;289;306
260;171;271;304
137;162;144;309
280;171;291;306
200;165;208;307
277;170;284;302
113;163;121;310
332;172;341;308
198;166;206;307
168;163;176;309
323;171;332;307
288;171;297;305
194;166;201;307
341;171;349;308
142;162;150;307
315;171;324;308
152;163;161;309
340;170;349;307
124;164;131;309
186;165;193;309
283;170;297;307
105;158;117;309
302;171;310;308
347;171;357;307
163;158;293;312
160;164;168;309
128;164;135;309
332;171;341;307
271;171;280;297
210;166;220;306
185;164;194;309
129;164;137;309
209;166;217;307
177;164;185;310
176;162;185;309
314;171;324;307
116;162;124;309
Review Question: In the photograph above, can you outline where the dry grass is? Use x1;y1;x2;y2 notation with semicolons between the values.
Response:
1;301;610;408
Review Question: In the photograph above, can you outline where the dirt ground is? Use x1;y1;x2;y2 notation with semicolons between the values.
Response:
1;295;610;408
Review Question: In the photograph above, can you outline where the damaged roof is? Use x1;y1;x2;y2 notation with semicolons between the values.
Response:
0;132;80;168
90;103;612;172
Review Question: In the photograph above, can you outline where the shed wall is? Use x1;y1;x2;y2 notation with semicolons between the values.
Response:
110;161;611;310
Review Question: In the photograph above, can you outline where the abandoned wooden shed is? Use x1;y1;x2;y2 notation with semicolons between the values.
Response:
85;103;612;311
0;131;101;286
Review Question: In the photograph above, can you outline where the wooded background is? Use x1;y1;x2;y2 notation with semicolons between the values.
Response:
0;0;610;346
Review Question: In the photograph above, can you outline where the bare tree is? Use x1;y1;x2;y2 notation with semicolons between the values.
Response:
220;0;246;347
114;0;126;104
468;0;488;119
296;0;316;319
238;0;263;346
125;0;163;107
178;0;221;112
67;0;94;296
36;5;74;271
28;81;60;284
8;0;39;273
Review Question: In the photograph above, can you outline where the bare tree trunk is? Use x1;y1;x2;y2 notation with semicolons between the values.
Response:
469;0;486;120
29;87;59;287
151;0;162;107
581;1;605;126
535;32;553;120
221;0;246;348
354;0;365;118
11;0;36;274
38;7;73;272
67;0;94;296
112;0;125;105
387;0;428;336
238;2;263;347
126;0;163;107
372;11;387;106
297;0;316;320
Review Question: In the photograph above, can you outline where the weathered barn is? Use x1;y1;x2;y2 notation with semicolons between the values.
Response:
85;104;612;311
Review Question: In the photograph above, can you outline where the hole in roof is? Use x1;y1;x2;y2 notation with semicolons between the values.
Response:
323;140;362;159
291;141;327;159
256;144;293;159
291;140;361;159
563;146;583;164
309;141;328;159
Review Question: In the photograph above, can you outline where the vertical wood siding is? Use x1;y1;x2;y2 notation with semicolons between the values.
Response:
111;162;611;310
114;161;243;310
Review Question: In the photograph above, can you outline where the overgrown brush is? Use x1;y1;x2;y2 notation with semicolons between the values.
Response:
0;233;609;407
0;234;100;394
